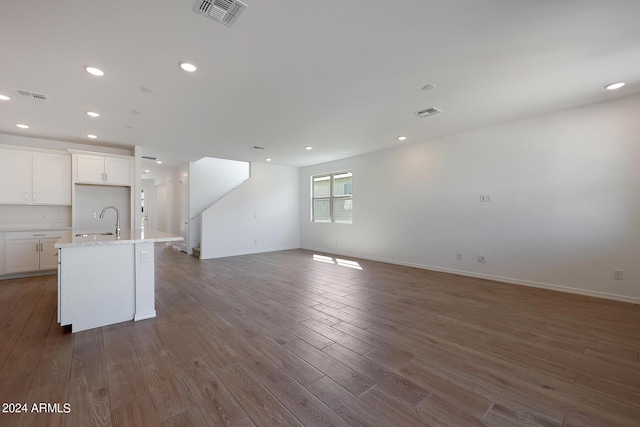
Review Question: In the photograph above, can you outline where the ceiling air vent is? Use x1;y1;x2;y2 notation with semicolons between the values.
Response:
141;155;158;160
415;107;441;118
15;89;49;102
194;0;247;27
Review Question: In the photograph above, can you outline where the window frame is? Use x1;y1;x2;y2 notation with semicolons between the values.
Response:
311;170;352;223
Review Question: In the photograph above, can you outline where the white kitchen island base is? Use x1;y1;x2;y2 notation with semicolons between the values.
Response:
56;229;181;333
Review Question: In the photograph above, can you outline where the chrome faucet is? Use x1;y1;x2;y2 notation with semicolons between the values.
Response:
99;206;120;236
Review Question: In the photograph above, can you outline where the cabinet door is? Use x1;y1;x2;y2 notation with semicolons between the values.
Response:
32;152;72;205
39;238;59;270
0;150;31;204
76;154;105;184
5;239;40;273
104;157;132;186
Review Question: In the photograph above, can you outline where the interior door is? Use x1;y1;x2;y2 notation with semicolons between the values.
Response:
141;186;148;229
179;174;189;253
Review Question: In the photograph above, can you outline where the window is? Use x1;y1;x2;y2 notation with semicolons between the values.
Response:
312;171;352;223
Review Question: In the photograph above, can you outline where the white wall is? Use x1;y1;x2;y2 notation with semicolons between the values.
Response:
155;183;168;232
189;157;250;215
153;167;182;236
73;185;131;232
200;162;300;259
300;94;640;304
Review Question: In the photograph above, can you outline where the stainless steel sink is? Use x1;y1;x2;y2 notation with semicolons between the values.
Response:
75;232;114;237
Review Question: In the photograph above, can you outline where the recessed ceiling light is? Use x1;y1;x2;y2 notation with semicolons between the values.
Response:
86;111;100;118
85;66;104;76
156;160;163;164
397;136;407;141
87;134;97;139
143;170;151;173
305;146;313;150
179;62;197;72
0;94;10;101
605;82;625;90
16;123;29;129
265;158;272;162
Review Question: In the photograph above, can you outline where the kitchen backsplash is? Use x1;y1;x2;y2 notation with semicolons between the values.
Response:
0;205;72;231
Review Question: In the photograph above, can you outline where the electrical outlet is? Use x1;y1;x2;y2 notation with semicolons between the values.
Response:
477;255;486;263
93;211;97;218
485;194;492;202
456;253;462;261
480;195;486;202
614;270;623;280
140;251;148;262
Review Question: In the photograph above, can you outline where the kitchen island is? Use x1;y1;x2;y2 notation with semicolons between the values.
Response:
55;229;182;332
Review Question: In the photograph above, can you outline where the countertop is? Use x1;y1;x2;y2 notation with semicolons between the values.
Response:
1;227;72;233
55;229;183;248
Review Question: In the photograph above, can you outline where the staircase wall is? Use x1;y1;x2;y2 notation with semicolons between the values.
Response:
200;162;300;259
188;157;250;252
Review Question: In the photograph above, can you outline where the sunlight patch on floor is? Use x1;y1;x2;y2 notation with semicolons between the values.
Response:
313;254;363;270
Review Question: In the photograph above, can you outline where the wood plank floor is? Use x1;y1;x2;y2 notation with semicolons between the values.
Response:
0;246;639;426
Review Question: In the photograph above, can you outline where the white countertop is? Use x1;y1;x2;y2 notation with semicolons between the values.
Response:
55;229;183;248
1;227;72;232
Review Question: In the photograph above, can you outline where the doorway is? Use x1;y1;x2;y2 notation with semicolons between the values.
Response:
179;173;189;253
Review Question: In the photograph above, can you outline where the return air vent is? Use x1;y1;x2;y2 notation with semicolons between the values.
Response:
141;155;158;161
252;146;265;150
15;89;49;102
415;107;441;118
194;0;247;27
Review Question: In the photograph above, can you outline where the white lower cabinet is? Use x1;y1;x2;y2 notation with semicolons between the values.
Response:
4;231;67;274
5;239;39;273
39;238;60;270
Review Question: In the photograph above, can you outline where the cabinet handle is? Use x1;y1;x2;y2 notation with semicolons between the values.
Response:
40;242;44;252
104;172;108;182
36;242;39;252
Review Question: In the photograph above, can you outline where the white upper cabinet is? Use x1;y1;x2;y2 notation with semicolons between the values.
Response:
0;148;71;205
32;152;72;205
76;153;132;186
0;149;31;204
104;157;132;186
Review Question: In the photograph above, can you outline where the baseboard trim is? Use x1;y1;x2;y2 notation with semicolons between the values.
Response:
301;246;640;305
0;270;56;281
134;311;157;322
199;245;300;260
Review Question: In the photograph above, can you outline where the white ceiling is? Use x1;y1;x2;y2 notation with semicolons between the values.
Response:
1;1;639;169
